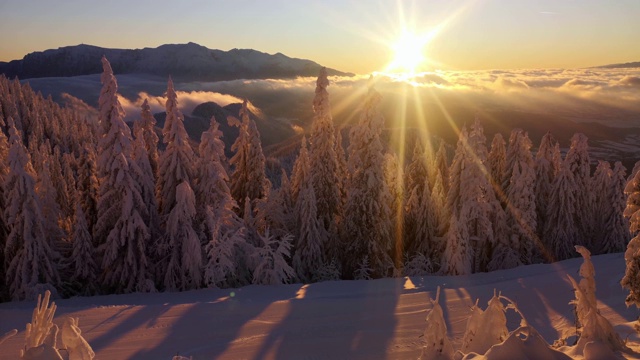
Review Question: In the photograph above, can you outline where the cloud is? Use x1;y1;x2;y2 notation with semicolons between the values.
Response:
118;90;245;121
616;76;640;87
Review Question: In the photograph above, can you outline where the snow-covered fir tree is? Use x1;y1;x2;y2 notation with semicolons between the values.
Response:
591;161;613;253
420;286;454;360
504;129;539;264
600;162;628;254
156;77;196;218
342;84;393;278
252;229;295;285
94;56;152;294
290;136;311;209
132;125;160;250
621;164;640;307
76;144;99;238
309;68;342;238
3;117;60;300
534;132;559;236
446;127;468;220
565;133;593;248
137;98;159;177
35;160;66;258
488;133;506;195
434;140;449;195
462;117;496;273
292;179;325;282
440;215;472;276
229;100;269;215
544;160;580;261
69;203;97;296
0;115;8;297
163;181;202;291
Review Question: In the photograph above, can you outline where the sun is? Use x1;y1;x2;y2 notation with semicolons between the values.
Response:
387;31;429;75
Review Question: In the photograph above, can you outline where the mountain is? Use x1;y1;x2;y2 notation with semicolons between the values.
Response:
594;61;640;69
0;43;353;81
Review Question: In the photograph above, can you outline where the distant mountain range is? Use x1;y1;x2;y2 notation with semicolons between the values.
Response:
594;61;640;69
0;43;353;81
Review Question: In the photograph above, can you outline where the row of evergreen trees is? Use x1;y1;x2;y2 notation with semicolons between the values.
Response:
0;58;631;302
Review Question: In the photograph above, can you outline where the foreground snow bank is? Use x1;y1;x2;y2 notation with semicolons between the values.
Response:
0;253;638;359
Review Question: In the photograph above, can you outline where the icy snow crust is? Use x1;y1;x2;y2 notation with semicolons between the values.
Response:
1;253;639;359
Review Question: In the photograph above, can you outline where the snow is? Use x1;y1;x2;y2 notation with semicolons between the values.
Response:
1;253;638;359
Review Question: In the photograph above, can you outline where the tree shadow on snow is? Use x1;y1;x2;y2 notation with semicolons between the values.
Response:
250;278;402;360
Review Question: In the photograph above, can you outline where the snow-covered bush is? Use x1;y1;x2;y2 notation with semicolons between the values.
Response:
420;286;454;360
252;229;295;285
61;317;95;360
21;290;62;359
461;291;508;355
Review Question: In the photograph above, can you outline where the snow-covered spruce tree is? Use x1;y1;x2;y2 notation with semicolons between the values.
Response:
404;140;430;255
621;163;640;307
429;169;449;270
342;84;393;278
440;215;472;276
290;136;310;207
335;127;348;202
488;133;506;196
252;229;295;285
203;205;245;289
156;77;196;218
196;116;238;241
420;286;454;360
3;117;60;300
137;98;159;177
229;100;269;215
292;178;326;282
446;127;468;222
534;132;559;236
36;160;66;257
70;203;97;296
0;115;8;297
384;153;403;271
600;162;628;254
132;125;160;250
163;181;202;291
565;133;594;248
94;56;152;294
462;116;496;273
309;68;343;237
76;144;99;238
591;161;613;253
544;160;580;261
504;129;539;264
568;245;626;356
434;140;449;195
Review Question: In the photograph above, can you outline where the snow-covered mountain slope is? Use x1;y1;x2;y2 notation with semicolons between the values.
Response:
1;253;638;359
0;43;353;81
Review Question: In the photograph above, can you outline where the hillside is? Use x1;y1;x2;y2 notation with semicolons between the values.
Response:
0;43;353;81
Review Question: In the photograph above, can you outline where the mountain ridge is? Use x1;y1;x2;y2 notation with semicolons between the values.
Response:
0;42;354;81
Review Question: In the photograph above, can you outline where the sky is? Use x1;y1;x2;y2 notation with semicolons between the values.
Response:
1;0;639;74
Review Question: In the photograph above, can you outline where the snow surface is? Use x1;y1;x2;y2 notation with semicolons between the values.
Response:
1;253;640;359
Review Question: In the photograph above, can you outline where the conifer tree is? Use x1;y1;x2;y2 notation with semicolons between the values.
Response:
592;161;613;252
488;133;506;194
309;68;342;235
138;98;159;177
440;215;472;276
76;144;99;238
534;132;559;236
70;203;97;296
229;100;269;214
434;140;449;194
132;125;160;249
544;161;580;261
156;77;196;217
94;57;152;293
0;115;8;296
601;162;628;254
290;136;311;206
36;160;66;257
3;118;60;300
343;85;393;278
504;129;539;264
163;181;202;291
565;133;593;247
292;179;325;282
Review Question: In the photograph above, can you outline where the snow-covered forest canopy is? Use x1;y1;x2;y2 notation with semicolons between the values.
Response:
0;57;638;306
